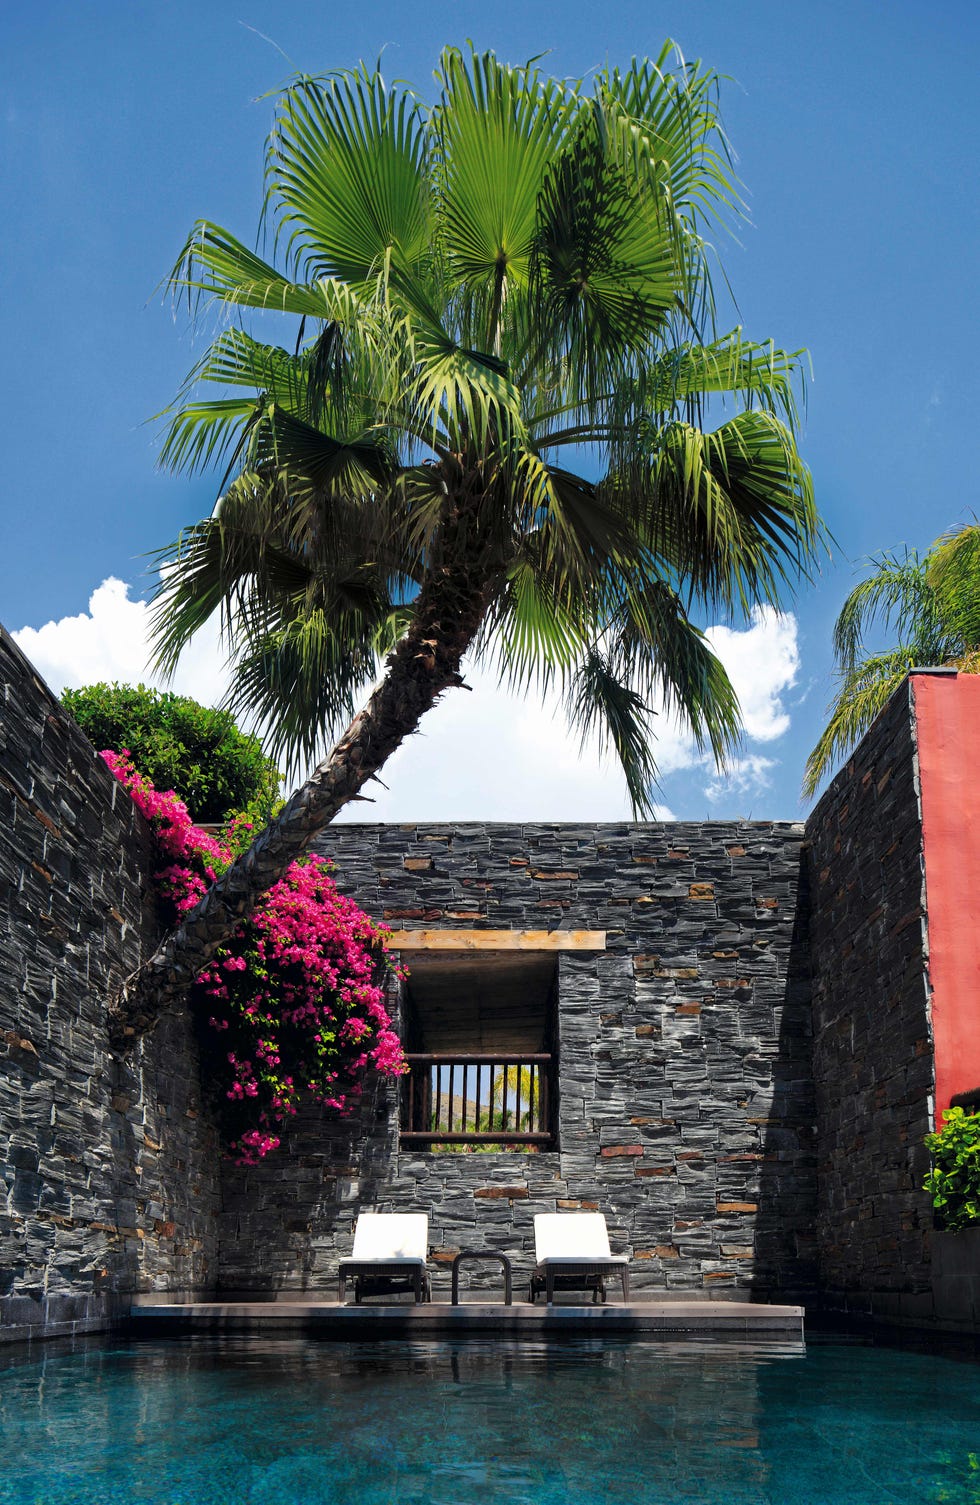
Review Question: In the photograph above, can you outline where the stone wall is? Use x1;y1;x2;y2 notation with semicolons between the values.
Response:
806;681;936;1321
218;821;816;1301
2;615;959;1332
0;628;221;1343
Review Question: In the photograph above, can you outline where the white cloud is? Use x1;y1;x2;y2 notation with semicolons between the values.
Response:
333;661;679;824
11;577;232;706
706;605;799;741
337;607;799;823
703;752;778;806
12;579;799;822
695;607;799;807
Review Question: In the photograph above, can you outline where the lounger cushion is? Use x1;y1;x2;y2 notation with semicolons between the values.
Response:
342;1212;429;1265
536;1254;628;1266
533;1212;617;1262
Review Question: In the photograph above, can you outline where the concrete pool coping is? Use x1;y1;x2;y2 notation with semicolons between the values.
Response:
128;1298;804;1339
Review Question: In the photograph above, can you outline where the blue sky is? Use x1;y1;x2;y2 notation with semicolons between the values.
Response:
3;0;978;822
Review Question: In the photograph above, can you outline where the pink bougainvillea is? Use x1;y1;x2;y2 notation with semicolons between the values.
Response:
102;748;226;916
102;750;406;1164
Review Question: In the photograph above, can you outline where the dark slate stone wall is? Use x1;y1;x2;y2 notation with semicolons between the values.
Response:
0;628;221;1343
806;681;936;1320
218;821;816;1301
1;613;943;1326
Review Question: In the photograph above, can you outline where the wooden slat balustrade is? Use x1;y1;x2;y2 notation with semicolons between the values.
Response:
400;1053;555;1148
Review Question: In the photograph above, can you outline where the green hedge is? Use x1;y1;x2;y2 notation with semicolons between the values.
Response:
62;683;281;825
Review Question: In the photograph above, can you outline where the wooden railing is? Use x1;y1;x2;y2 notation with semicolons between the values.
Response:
399;1053;555;1147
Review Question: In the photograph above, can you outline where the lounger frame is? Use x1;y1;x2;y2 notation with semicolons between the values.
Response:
529;1213;631;1304
337;1262;432;1304
337;1213;432;1305
529;1260;630;1304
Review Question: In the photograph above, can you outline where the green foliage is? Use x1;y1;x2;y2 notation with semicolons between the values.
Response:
924;1107;980;1232
62;682;281;825
151;43;824;812
805;523;980;796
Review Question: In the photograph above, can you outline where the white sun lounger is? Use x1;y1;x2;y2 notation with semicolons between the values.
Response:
337;1213;432;1304
530;1212;630;1304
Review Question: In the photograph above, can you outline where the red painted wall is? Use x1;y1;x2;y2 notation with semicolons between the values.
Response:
912;671;980;1125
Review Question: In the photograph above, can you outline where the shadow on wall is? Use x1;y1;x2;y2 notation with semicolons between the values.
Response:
805;678;935;1318
0;624;222;1342
752;849;818;1303
110;1012;223;1302
214;1066;400;1297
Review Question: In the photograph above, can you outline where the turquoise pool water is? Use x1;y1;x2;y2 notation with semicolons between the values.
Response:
1;1336;979;1504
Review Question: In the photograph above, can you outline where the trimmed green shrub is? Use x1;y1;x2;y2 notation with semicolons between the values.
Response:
924;1107;980;1232
62;682;281;825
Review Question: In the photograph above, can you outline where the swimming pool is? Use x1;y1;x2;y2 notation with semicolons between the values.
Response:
1;1335;978;1503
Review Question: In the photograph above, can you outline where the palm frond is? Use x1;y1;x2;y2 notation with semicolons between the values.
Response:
596;44;742;335
612;568;741;763
806;525;980;796
432;45;576;330
250;403;396;501
226;609;388;774
534;332;805;457
407;329;523;454
150;462;405;686
640;331;803;427
638;409;821;613
926;522;980;652
157;331;308;478
528;124;678;398
831;550;940;671
565;648;662;817
157;397;265;479
168;220;365;319
483;552;588;696
515;456;642;582
268;66;430;287
803;650;918;798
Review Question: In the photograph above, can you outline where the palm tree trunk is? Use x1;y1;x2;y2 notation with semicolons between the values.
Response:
110;547;494;1048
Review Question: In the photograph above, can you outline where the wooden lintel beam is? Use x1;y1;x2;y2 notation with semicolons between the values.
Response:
385;928;606;952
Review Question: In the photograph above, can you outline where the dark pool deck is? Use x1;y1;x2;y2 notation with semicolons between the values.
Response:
129;1296;804;1340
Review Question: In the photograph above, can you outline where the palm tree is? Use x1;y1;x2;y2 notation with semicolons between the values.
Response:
117;44;822;1043
803;523;980;797
488;1064;536;1131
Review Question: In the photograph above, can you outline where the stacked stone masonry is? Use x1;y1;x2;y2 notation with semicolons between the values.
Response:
806;681;936;1321
0;628;221;1343
218;822;818;1301
0;619;951;1336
